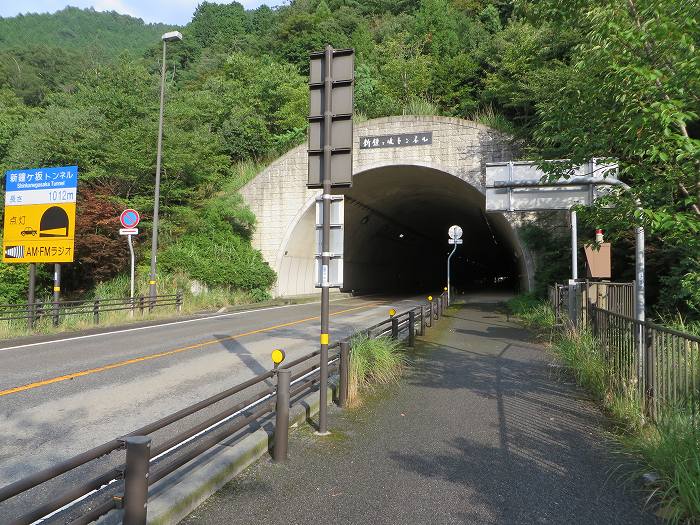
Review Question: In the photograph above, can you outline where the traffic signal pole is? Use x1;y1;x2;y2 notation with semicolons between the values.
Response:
317;44;333;435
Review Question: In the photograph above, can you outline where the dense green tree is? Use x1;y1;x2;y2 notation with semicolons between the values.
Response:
0;2;697;315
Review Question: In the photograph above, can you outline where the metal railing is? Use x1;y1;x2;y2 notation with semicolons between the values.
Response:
549;281;635;326
0;292;183;329
589;305;700;420
0;292;450;524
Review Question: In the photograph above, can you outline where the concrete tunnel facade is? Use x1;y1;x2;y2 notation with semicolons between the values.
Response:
240;115;536;297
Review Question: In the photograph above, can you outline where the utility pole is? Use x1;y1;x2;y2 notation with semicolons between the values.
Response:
318;44;333;435
568;209;578;325
308;46;354;435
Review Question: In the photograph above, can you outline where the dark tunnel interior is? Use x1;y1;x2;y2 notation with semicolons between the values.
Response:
338;166;524;295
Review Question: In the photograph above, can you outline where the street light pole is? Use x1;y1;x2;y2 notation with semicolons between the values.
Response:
447;225;462;305
149;31;182;302
447;243;457;305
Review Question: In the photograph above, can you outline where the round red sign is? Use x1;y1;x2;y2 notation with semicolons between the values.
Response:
120;209;140;228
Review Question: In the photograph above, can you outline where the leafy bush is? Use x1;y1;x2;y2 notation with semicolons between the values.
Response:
347;335;405;405
159;193;276;292
0;264;28;304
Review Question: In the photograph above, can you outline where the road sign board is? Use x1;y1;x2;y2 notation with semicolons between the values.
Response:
448;239;463;244
314;195;344;287
3;166;78;263
485;160;616;212
120;228;139;235
448;225;463;240
307;48;354;189
120;209;140;228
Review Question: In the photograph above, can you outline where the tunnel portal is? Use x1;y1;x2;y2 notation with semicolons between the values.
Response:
240;116;536;297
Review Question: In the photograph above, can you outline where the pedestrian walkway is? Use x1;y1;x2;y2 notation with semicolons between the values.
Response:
182;297;659;524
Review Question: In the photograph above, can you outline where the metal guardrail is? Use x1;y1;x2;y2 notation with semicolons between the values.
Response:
549;281;635;326
589;305;700;420
0;292;183;329
548;282;699;420
0;292;450;524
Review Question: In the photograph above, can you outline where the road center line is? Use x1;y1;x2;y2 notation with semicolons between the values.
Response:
0;302;381;398
0;296;358;353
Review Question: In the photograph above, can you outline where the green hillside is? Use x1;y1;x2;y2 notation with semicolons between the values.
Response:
0;1;697;324
0;7;174;105
0;7;172;55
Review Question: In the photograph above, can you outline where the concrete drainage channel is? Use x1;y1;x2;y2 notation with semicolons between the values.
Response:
0;294;449;525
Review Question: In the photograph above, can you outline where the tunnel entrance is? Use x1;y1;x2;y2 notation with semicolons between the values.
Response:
342;166;521;295
241;115;538;298
276;165;526;296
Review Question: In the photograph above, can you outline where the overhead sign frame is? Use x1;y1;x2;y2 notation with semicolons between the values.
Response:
485;159;617;212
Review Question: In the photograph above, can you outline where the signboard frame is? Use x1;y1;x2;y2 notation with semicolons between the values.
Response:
3;166;78;263
307;48;355;189
485;159;617;212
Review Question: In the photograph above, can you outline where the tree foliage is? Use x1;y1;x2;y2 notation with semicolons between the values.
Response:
0;1;697;315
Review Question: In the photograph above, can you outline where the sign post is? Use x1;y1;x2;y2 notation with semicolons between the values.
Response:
119;209;140;309
485;160;645;364
3;166;78;327
28;263;36;329
447;225;463;305
308;46;354;435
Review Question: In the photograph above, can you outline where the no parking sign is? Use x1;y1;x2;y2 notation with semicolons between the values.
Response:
120;209;140;229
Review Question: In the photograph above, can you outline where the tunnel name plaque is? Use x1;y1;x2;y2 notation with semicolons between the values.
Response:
360;132;432;149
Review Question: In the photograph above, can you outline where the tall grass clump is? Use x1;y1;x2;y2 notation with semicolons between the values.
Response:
402;97;440;116
347;335;405;406
554;328;607;399
623;406;700;523
507;293;556;330
469;104;516;135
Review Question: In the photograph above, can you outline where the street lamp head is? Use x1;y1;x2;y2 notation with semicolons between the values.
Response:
162;31;183;42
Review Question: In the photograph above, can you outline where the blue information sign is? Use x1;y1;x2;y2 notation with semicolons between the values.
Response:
5;166;78;192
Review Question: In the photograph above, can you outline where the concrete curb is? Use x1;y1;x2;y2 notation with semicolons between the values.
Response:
144;380;337;525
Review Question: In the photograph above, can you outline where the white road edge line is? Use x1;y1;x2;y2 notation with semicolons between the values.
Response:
0;298;357;352
31;360;338;524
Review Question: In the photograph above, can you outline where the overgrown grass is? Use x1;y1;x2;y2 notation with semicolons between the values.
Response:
622;407;700;523
347;335;405;406
510;294;700;522
402;97;440;116
657;311;700;338
507;293;557;330
0;269;276;340
469;104;516;135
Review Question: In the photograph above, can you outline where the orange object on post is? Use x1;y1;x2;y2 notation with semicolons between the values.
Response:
584;243;611;278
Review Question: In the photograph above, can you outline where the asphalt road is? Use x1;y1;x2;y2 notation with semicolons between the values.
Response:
0;295;421;491
183;297;659;525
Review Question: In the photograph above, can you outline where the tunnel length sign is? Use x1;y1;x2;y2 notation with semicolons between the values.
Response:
2;166;78;263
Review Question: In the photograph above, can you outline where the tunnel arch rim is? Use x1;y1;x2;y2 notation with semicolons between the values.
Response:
274;162;534;295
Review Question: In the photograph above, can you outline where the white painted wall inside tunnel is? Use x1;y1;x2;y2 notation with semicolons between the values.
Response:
275;197;317;296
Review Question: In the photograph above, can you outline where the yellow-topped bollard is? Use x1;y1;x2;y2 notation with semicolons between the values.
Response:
389;308;397;317
444;286;448;292
428;295;433;301
271;348;286;367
